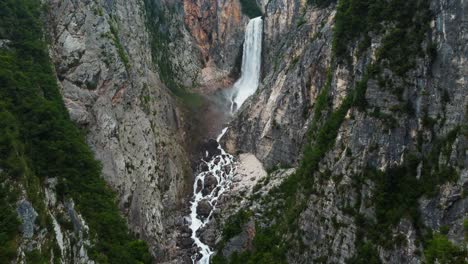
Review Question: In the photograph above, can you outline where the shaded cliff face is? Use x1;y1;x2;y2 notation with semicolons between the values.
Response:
45;0;192;260
183;0;249;88
141;0;252;91
218;0;467;262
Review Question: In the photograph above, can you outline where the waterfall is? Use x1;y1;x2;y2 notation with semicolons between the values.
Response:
189;17;263;264
230;16;263;112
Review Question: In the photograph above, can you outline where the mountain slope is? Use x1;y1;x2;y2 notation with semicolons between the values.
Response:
216;0;467;263
0;0;151;263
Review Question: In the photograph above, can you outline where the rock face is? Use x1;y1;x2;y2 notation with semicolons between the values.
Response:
17;200;38;239
43;0;254;261
183;0;249;87
13;180;96;264
194;153;272;248
45;0;192;260
223;0;334;169
218;0;467;263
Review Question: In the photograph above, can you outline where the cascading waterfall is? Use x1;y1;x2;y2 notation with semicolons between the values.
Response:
229;16;263;112
189;128;235;264
189;17;263;264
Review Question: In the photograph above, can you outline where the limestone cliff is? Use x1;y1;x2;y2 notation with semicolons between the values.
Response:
183;0;249;87
43;0;253;261
45;0;192;260
218;0;467;263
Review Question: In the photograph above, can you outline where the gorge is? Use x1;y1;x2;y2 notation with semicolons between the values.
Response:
0;0;466;264
190;16;263;264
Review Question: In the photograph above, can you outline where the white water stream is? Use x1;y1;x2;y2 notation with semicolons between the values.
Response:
229;16;264;112
189;17;263;264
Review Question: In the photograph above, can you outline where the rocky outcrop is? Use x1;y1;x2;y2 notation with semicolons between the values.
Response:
45;0;191;260
15;181;96;264
143;0;205;89
17;200;38;239
194;153;271;249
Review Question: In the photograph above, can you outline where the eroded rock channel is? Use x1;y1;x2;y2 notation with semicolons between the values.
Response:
186;17;264;263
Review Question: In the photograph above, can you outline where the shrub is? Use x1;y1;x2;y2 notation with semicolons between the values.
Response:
222;209;253;242
239;0;262;18
308;0;336;7
0;175;20;262
424;234;466;264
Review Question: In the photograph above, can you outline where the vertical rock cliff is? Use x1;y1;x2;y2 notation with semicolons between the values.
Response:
184;0;249;86
43;0;254;262
1;0;153;263
45;0;193;260
218;0;467;263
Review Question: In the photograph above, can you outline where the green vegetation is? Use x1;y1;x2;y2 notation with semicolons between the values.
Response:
143;0;177;91
424;233;466;264
464;219;468;241
348;242;381;264
0;175;19;262
0;0;151;263
350;126;462;258
296;16;307;28
109;21;131;71
239;0;262;18
308;0;336;7
369;107;398;130
311;68;333;127
212;210;254;264
332;0;432;74
222;209;253;242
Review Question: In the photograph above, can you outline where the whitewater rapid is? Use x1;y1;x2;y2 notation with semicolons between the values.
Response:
189;128;235;264
189;16;263;264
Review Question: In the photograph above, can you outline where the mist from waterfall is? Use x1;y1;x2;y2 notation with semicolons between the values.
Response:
229;16;263;112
